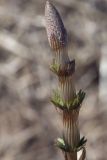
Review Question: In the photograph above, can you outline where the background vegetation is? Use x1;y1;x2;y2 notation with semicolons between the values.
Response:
0;0;107;160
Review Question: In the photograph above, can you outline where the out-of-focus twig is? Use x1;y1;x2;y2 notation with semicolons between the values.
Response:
0;32;32;60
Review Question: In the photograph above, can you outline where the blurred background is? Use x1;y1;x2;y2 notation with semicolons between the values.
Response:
0;0;107;160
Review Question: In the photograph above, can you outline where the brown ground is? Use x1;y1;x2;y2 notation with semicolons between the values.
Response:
0;0;107;160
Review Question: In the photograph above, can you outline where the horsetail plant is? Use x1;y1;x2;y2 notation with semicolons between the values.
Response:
45;1;87;160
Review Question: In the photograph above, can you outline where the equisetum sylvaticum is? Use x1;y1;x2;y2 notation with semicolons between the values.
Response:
45;1;87;160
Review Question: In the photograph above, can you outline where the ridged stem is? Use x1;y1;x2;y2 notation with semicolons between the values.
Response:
59;75;75;103
64;152;77;160
63;110;80;160
55;47;69;68
63;110;80;147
